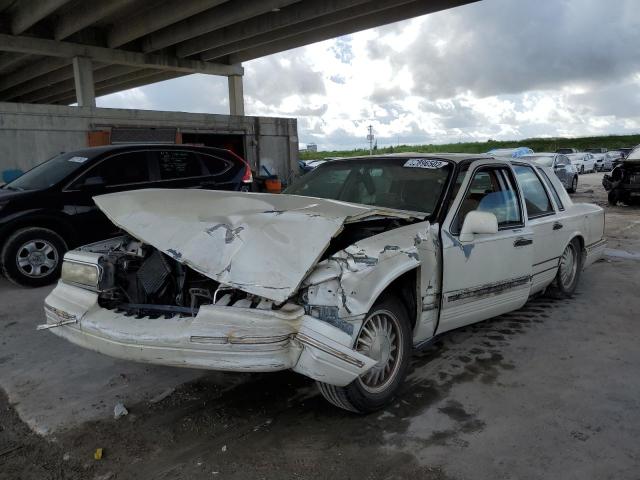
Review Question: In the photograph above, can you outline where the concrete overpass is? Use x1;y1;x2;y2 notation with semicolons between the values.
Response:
0;0;476;114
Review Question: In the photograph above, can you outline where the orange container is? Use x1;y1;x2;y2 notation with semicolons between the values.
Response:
265;178;282;193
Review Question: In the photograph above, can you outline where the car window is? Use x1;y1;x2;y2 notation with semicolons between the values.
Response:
453;167;522;233
537;168;564;211
513;165;554;218
557;155;569;166
71;151;150;188
7;152;91;191
154;150;202;180
199;153;233;175
284;158;452;214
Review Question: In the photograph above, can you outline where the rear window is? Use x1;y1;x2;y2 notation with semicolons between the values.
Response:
537;168;564;211
513;165;554;218
199;153;233;175
156;150;202;180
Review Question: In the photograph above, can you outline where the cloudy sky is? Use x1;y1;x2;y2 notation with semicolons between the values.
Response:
98;0;640;151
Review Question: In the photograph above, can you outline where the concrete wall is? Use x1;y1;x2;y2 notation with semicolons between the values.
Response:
0;102;298;181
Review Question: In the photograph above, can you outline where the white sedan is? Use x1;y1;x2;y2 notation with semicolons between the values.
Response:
42;154;606;413
568;152;597;174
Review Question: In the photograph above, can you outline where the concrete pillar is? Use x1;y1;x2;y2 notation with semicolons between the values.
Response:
72;56;96;107
228;71;244;116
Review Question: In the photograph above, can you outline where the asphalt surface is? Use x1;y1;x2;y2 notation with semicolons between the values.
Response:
1;172;639;480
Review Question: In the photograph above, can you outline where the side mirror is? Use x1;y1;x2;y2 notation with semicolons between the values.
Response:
80;176;106;190
460;211;498;242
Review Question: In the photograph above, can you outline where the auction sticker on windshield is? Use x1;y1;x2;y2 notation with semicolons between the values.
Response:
404;159;448;169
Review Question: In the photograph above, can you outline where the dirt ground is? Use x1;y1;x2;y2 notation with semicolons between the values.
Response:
1;172;639;480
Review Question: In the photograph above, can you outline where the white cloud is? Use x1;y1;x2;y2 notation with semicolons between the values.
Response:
97;0;640;150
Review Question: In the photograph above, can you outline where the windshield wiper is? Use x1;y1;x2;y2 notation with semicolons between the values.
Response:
2;185;23;191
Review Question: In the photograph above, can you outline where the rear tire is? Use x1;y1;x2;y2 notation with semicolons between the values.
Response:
1;227;67;287
317;294;412;413
547;238;582;299
608;191;618;206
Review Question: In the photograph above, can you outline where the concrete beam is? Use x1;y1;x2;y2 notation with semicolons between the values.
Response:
107;0;227;48
72;56;96;107
230;0;477;63
0;33;244;77
142;0;299;53
10;0;73;34
176;0;372;58
0;57;70;92
52;71;183;105
53;0;132;40
14;65;138;103
0;52;31;75
200;0;417;61
228;72;244;116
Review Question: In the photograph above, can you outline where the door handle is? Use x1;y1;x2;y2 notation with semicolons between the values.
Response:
514;238;533;247
553;222;563;230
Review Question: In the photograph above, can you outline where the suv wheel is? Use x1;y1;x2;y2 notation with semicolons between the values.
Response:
1;227;67;287
568;176;578;193
317;294;412;413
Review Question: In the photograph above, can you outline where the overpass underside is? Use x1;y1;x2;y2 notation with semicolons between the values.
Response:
0;0;476;112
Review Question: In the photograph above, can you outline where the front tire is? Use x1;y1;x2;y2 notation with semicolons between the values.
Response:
317;294;412;413
1;227;67;287
568;176;578;193
547;238;582;299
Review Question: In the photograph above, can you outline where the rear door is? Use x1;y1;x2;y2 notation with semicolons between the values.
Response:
438;162;533;334
512;163;566;294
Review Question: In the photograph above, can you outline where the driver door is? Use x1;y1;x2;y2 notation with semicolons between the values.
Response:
437;164;533;334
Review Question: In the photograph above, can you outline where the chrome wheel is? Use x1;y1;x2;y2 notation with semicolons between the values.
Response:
559;243;578;289
356;310;404;394
16;239;58;278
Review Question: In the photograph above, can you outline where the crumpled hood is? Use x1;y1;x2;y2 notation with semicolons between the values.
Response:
93;189;421;303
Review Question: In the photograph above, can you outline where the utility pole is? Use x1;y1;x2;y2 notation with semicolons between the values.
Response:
367;124;374;155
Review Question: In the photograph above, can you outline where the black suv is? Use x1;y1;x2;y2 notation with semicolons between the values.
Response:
0;145;253;287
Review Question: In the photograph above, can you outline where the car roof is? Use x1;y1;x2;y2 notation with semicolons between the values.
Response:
56;144;235;159
332;152;494;164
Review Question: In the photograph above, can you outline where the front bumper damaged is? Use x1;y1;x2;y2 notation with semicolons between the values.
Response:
43;282;376;387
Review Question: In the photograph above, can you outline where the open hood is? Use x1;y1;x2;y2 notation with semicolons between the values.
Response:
93;189;421;303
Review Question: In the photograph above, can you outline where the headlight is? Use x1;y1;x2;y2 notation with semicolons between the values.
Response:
61;261;101;289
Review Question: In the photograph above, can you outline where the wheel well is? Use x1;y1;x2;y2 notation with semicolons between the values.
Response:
377;268;418;330
572;235;585;262
1;216;76;249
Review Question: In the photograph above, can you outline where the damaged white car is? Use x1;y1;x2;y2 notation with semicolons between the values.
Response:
42;154;606;413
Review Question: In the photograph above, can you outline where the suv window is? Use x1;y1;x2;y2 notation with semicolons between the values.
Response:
557;155;569;166
155;150;202;180
513;165;554;218
453;167;522;233
71;151;150;188
199;153;232;175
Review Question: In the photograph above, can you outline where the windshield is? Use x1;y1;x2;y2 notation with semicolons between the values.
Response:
527;156;554;167
284;157;453;214
4;152;90;191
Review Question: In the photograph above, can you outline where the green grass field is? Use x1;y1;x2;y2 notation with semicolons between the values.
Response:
299;133;640;160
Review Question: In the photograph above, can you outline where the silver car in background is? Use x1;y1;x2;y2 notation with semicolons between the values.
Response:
521;153;579;193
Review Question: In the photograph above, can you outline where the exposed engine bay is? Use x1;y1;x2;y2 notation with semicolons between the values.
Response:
82;218;410;319
82;237;234;318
